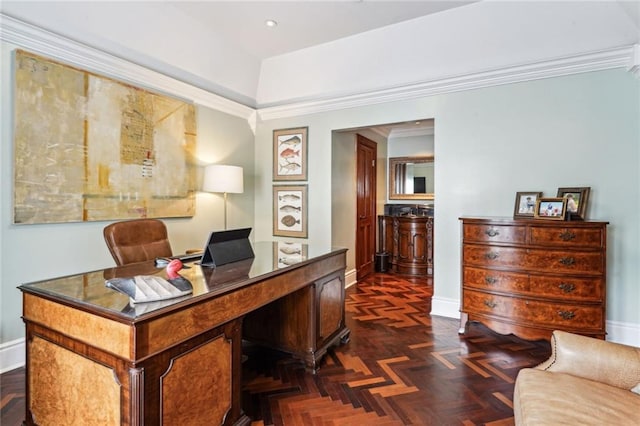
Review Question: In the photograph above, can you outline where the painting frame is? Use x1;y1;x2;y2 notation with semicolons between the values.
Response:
273;127;308;181
556;187;590;221
534;197;567;220
13;49;197;224
273;185;308;238
513;191;543;219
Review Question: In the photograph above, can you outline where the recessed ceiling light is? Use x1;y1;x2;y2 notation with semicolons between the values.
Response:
265;19;278;28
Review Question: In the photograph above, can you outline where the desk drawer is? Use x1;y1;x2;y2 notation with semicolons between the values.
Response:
462;289;603;330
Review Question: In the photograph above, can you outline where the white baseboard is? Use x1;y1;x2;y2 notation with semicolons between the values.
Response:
606;320;640;346
345;269;357;288
0;338;25;373
430;296;461;319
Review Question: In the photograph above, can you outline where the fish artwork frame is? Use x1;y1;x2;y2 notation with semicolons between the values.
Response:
273;127;308;181
273;184;308;238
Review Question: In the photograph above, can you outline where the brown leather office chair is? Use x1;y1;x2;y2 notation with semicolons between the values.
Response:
103;218;173;266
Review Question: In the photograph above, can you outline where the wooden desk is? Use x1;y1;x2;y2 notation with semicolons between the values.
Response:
19;242;349;425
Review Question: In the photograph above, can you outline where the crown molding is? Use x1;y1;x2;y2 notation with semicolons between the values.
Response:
0;14;255;123
368;127;390;138
258;45;635;121
628;44;640;78
2;13;634;126
389;126;434;139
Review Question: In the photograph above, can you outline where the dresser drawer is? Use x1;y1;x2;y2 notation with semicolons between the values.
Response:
463;245;604;274
530;226;604;248
463;267;602;301
463;289;603;330
463;267;529;293
463;223;526;244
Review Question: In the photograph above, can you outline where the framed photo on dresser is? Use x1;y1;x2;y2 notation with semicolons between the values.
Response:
513;191;542;218
534;197;567;220
557;187;590;220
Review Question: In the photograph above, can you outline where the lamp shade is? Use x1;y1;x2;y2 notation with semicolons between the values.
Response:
202;165;244;194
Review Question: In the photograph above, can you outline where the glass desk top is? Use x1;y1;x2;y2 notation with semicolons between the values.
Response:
19;241;345;320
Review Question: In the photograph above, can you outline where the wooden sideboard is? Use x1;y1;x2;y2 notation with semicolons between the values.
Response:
379;215;433;276
19;242;349;425
459;217;607;341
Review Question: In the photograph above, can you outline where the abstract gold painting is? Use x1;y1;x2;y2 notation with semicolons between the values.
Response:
13;50;197;224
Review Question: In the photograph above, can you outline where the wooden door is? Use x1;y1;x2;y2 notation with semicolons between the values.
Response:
356;134;377;280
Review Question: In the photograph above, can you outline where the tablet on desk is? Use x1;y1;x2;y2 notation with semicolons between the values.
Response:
175;252;203;262
200;228;254;268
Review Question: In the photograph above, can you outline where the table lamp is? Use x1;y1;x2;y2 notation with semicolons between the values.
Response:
202;164;244;230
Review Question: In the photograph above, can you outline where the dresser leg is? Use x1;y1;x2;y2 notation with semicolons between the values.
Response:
458;312;469;334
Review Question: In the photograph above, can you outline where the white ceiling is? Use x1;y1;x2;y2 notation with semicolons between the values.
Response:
171;1;477;59
1;1;639;110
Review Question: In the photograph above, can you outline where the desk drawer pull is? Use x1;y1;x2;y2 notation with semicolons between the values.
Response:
558;283;576;293
559;231;576;241
559;257;575;266
485;252;499;260
558;310;575;320
485;276;498;285
485;228;500;237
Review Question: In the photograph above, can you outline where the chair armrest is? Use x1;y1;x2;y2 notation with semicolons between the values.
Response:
536;330;640;390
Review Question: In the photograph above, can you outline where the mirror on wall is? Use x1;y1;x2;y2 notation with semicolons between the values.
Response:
389;156;434;200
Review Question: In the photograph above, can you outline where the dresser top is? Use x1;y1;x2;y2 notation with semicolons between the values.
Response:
459;216;609;226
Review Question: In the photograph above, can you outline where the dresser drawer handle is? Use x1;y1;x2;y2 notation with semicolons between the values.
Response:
485;252;499;260
559;257;575;266
558;310;575;320
484;300;497;309
559;231;576;241
558;283;576;293
485;228;500;237
485;277;498;285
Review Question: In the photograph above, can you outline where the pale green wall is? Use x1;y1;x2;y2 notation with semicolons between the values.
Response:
331;132;357;271
2;40;639;350
255;69;640;331
0;41;255;344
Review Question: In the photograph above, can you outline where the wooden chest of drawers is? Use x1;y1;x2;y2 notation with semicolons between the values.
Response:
459;217;608;341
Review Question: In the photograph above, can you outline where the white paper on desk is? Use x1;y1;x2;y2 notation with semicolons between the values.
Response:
105;275;192;304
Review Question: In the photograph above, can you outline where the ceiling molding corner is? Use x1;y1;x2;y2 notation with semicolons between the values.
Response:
257;45;634;121
389;126;434;139
0;13;255;122
368;127;389;139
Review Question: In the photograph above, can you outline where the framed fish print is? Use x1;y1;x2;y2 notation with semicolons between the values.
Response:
273;185;308;238
273;127;308;181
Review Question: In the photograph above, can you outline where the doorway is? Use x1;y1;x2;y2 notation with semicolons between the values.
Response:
355;134;377;280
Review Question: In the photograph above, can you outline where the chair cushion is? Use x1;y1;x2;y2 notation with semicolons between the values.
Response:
514;368;640;425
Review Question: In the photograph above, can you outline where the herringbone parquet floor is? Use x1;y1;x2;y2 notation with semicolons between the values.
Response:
1;272;550;425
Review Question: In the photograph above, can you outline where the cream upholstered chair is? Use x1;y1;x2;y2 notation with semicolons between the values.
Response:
513;330;640;425
103;218;173;266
